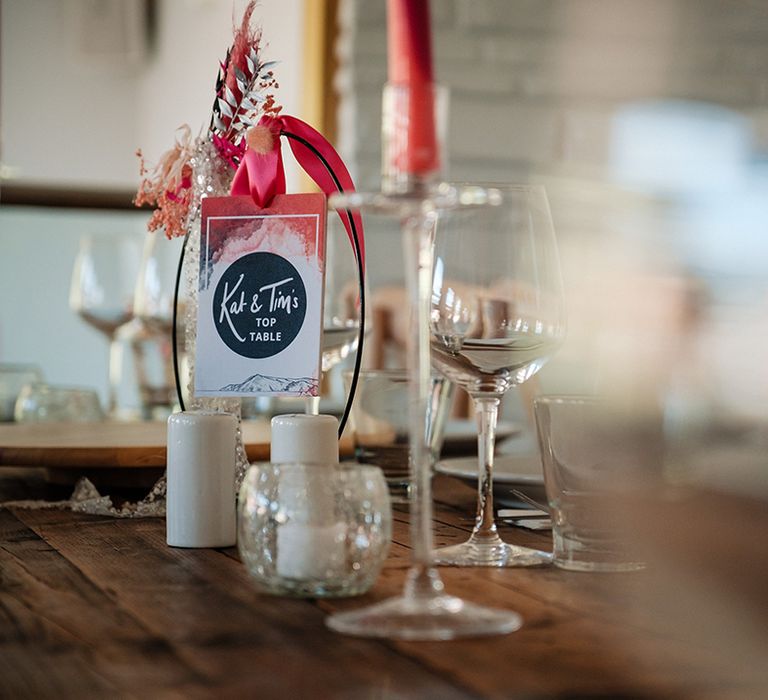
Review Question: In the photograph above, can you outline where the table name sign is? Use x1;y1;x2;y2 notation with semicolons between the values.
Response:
194;193;326;398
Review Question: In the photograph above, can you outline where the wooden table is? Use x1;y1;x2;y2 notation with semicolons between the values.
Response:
0;469;766;699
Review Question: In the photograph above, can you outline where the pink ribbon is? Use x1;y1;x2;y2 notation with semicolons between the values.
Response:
230;114;365;269
229;117;286;209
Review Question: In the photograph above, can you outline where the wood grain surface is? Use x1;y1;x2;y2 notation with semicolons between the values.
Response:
0;473;765;699
0;420;353;468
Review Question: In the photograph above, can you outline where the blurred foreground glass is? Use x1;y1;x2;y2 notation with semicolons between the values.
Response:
534;396;649;572
430;185;566;567
70;234;141;416
238;462;391;597
344;369;453;502
0;364;43;421
14;383;104;423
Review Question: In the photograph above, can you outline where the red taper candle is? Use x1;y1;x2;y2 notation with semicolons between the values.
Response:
386;0;439;178
387;0;434;84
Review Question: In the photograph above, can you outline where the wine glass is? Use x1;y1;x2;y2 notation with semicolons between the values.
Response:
133;233;185;415
69;234;140;416
430;185;566;567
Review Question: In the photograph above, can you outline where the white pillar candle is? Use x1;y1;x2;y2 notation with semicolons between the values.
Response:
167;411;237;548
269;413;346;579
270;413;339;464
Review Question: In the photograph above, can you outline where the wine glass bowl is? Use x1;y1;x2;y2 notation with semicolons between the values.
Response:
431;291;562;393
70;236;137;336
303;218;368;415
69;234;141;416
430;185;565;567
132;233;186;417
133;233;185;338
321;277;360;372
321;218;367;375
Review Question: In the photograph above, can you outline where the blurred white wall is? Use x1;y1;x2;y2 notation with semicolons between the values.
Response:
1;0;306;190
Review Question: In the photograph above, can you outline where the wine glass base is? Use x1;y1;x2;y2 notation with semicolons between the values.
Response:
325;593;522;640
434;541;552;568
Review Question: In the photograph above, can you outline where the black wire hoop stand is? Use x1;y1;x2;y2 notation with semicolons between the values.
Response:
170;130;366;440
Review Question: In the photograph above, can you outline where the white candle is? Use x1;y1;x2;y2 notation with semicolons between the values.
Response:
276;522;347;580
270;413;339;464
269;414;346;579
166;411;237;548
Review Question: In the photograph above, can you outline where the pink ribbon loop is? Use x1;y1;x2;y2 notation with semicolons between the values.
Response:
229;118;286;207
230;114;365;270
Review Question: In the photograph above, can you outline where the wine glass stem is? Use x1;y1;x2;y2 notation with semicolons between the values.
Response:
107;336;122;417
470;395;502;544
402;212;443;598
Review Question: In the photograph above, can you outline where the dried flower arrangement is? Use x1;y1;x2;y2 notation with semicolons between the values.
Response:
135;1;280;239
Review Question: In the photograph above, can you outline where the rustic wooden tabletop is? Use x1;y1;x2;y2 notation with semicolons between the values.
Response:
0;468;765;699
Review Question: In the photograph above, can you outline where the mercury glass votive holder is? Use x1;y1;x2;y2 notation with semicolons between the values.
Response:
238;462;392;598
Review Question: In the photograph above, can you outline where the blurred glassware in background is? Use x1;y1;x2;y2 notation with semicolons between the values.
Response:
116;319;178;421
322;218;367;374
305;216;370;415
69;234;141;417
134;232;185;340
344;369;453;502
0;363;43;421
133;233;186;418
14;382;104;423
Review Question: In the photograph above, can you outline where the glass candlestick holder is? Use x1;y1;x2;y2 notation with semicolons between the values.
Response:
323;80;521;636
381;82;448;195
325;187;522;639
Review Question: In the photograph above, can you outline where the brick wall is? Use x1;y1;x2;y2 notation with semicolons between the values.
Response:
336;0;768;197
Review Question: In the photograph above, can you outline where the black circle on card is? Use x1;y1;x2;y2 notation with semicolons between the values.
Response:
212;252;306;359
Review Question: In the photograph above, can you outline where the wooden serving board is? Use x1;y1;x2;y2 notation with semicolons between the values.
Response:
0;421;353;469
